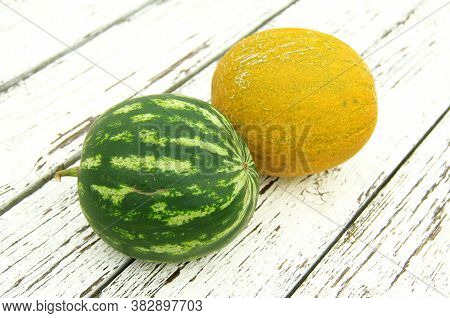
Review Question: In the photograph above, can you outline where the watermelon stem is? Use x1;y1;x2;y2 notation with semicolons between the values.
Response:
55;167;79;181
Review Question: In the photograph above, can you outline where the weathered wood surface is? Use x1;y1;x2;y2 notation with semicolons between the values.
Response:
0;0;151;91
99;0;450;297
0;0;295;297
292;112;449;297
0;166;131;297
0;0;295;212
0;0;448;298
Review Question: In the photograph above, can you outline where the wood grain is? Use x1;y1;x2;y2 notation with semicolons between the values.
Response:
0;165;130;297
0;0;295;297
99;0;450;297
292;111;449;297
0;0;448;297
0;0;151;91
0;0;295;212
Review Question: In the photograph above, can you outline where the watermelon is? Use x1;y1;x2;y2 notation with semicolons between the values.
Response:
56;94;259;263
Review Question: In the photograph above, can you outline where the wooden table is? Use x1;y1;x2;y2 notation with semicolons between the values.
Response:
0;0;448;297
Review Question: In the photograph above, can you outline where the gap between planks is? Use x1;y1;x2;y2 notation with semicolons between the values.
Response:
95;0;449;297
0;0;444;298
86;175;277;298
0;0;158;94
0;0;299;216
285;105;450;297
291;109;450;297
94;0;448;297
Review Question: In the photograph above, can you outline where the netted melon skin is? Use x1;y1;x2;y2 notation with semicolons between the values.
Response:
212;28;377;177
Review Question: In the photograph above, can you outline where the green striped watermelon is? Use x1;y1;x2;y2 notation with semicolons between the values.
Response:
56;94;259;262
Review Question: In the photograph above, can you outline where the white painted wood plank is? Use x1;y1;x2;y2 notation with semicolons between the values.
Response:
0;162;270;297
292;112;449;297
99;0;450;297
1;0;448;298
0;1;294;297
0;162;130;297
0;0;150;90
0;0;295;211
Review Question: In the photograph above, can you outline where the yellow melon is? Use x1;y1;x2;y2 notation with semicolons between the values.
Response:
212;28;377;177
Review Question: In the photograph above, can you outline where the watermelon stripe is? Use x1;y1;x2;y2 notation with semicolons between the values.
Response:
80;154;102;169
167;115;218;136
75;94;259;262
138;129;167;145
112;102;143;114
110;130;133;142
131;113;159;122
110;155;197;175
